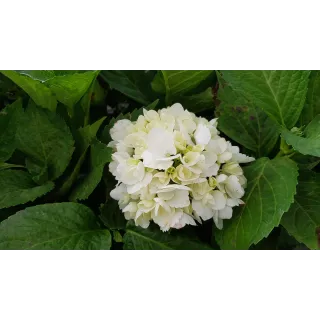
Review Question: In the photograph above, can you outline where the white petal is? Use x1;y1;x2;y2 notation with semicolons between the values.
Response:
218;152;233;163
126;183;141;194
232;153;255;163
207;138;227;154
181;152;202;167
153;205;182;232
218;206;233;219
109;161;118;177
227;198;244;207
155;154;181;161
127;172;152;194
147;127;176;155
167;103;185;116
123;202;138;213
216;174;228;183
213;213;224;230
192;200;214;221
172;213;196;229
194;123;211;145
238;175;247;187
142;152;178;170
143;109;160;121
166;189;190;208
112;151;130;163
110;184;127;201
225;175;245;198
123;202;138;220
212;190;227;210
135;212;151;229
158;184;191;192
141;172;153;187
209;118;218;127
110;119;133;141
203;151;218;166
202;163;219;177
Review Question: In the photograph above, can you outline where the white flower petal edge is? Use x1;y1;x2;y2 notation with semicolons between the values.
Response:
109;103;254;231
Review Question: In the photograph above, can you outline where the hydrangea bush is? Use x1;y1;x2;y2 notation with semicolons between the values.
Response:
0;70;319;250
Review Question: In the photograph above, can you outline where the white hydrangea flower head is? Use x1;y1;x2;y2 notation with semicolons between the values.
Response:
109;103;255;231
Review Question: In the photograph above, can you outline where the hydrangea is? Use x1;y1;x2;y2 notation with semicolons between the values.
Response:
109;103;255;232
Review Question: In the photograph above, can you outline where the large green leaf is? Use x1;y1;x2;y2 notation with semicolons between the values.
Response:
58;117;106;196
281;171;320;249
100;71;155;105
216;77;279;156
21;70;99;117
161;70;213;103
220;70;310;128
16;71;63;82
70;140;112;201
17;70;84;82
45;71;99;116
299;71;320;126
1;71;57;111
215;157;298;249
0;203;111;249
281;115;320;157
178;88;214;113
16;103;75;181
124;222;211;250
0;170;54;209
0;99;23;162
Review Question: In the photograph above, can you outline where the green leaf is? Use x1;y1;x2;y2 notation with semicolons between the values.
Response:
80;76;100;125
112;230;123;243
299;71;320;126
16;103;75;181
216;78;279;156
0;99;23;162
0;170;54;209
161;70;213;103
100;71;155;105
70;140;112;201
281;171;320;249
91;79;107;106
220;70;310;128
124;222;212;250
178;88;214;113
0;163;25;171
281;115;320;157
77;117;107;152
58;117;106;196
291;153;320;170
17;70;84;82
45;71;99;116
99;200;127;230
1;70;57;111
215;157;298;249
16;70;60;82
0;203;111;249
151;71;166;94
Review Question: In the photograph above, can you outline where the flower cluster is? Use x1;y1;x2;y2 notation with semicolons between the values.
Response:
109;103;254;231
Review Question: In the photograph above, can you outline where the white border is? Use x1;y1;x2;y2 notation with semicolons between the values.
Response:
1;251;319;320
1;0;320;69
